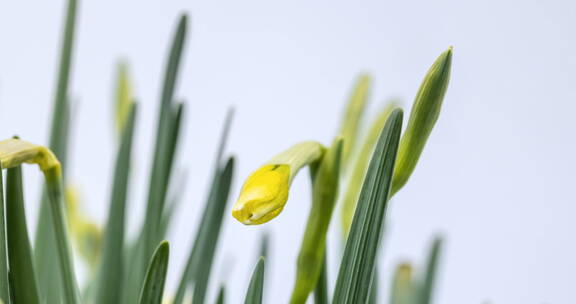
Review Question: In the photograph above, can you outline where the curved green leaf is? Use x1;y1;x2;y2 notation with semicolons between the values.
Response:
138;241;170;304
244;258;265;304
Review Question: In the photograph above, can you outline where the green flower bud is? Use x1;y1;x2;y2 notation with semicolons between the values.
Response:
391;47;452;195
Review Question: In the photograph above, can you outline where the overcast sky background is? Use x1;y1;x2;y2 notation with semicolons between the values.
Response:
1;0;575;303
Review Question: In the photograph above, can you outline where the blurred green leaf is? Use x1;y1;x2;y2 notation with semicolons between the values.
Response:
339;74;371;166
215;285;225;304
258;231;270;260
173;109;235;304
124;15;188;303
34;0;78;302
173;156;235;304
341;102;397;237
141;11;187;270
244;258;265;304
390;263;414;304
6;166;40;304
114;62;133;136
138;241;170;304
333;109;403;304
417;237;443;304
95;104;137;303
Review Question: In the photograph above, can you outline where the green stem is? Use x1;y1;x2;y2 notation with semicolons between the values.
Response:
290;139;342;304
46;171;80;304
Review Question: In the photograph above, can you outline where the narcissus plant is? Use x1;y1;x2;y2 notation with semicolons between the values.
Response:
0;0;452;303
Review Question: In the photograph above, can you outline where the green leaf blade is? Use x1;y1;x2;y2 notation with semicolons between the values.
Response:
417;237;443;304
173;110;235;304
95;104;138;304
244;258;265;304
138;241;170;304
333;109;404;304
35;1;78;302
125;15;188;303
6;166;40;304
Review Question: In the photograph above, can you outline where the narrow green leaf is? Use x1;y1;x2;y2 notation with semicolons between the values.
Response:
125;14;187;299
391;48;452;195
114;62;133;136
173;157;235;304
215;285;225;304
95;104;137;303
244;258;265;304
340;102;397;237
258;231;269;260
173;110;235;304
390;263;414;304
0;169;10;303
5;166;40;304
138;241;170;304
191;156;234;304
290;138;343;304
417;237;443;304
35;0;78;302
139;14;188;288
333;109;403;304
339;74;371;166
313;252;329;304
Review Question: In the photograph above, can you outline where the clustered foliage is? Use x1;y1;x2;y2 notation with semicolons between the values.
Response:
0;0;452;303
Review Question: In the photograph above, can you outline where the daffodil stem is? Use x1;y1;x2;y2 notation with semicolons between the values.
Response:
45;170;80;304
290;138;343;304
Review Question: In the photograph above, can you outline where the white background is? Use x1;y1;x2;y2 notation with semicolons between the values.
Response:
1;0;575;303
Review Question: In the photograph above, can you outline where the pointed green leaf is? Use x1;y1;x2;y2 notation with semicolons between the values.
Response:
125;14;188;299
5;166;40;304
333;109;403;304
173;110;235;304
95;104;137;303
417;237;443;304
244;258;265;304
138;241;170;304
173;157;235;304
138;16;188;295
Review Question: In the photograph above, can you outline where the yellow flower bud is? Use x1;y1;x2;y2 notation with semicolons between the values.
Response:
232;141;324;225
0;138;61;180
